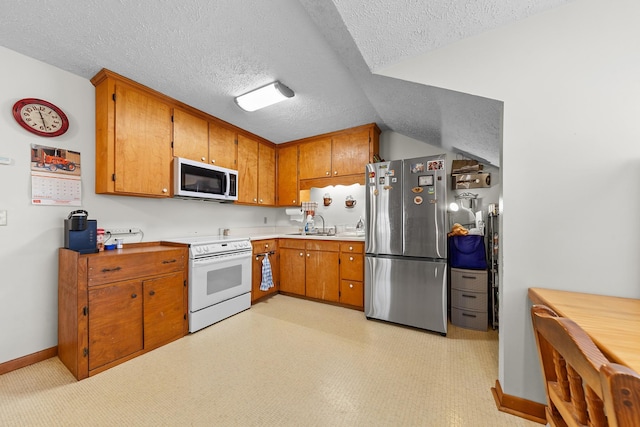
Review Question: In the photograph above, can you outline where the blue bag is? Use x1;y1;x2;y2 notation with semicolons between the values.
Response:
449;235;487;269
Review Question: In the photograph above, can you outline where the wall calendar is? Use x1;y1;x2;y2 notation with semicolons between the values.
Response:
30;144;82;206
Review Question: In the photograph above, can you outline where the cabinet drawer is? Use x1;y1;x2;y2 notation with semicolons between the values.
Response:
451;307;488;331
88;249;185;286
340;253;363;281
252;239;277;254
340;242;363;254
340;280;363;308
451;289;488;312
450;268;487;292
306;240;340;252
279;239;306;250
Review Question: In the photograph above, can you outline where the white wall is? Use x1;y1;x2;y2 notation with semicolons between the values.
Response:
381;0;640;403
0;46;277;364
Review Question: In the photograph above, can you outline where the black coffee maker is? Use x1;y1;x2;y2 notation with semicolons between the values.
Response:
64;210;98;254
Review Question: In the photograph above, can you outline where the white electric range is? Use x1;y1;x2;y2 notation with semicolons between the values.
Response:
164;235;252;332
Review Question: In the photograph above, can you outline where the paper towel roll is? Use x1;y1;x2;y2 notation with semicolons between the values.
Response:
285;208;303;216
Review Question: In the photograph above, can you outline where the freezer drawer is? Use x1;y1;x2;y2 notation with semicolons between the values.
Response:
365;255;447;335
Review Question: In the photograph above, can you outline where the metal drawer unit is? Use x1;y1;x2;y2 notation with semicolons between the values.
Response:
450;268;488;331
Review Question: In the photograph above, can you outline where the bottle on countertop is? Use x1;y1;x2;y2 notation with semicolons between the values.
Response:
356;217;364;232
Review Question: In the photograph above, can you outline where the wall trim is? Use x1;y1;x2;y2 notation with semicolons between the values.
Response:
0;347;57;375
491;379;547;424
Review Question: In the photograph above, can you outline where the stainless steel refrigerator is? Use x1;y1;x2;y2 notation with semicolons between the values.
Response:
365;154;448;335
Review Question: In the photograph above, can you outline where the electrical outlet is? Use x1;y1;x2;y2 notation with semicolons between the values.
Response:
0;210;7;226
264;216;267;224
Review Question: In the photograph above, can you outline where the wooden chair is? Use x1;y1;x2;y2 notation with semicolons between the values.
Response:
531;304;640;427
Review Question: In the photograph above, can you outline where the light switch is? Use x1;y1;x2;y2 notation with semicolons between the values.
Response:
0;210;6;226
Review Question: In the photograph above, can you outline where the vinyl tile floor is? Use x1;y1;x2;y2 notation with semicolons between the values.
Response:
0;295;539;426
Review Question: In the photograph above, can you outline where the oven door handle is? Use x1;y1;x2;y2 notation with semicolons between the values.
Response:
191;251;251;266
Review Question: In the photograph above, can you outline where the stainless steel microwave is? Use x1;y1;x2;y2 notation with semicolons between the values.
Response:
173;157;238;202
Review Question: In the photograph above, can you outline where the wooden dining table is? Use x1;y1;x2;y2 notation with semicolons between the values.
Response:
528;287;640;374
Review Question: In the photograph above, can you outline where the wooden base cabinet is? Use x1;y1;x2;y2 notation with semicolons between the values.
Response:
339;242;364;309
279;239;361;309
251;239;279;302
58;244;188;380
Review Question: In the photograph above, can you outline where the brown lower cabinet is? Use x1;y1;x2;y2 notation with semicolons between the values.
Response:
58;244;188;380
277;239;363;310
251;239;279;303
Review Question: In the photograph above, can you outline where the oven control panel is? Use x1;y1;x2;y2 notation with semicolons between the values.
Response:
190;239;252;257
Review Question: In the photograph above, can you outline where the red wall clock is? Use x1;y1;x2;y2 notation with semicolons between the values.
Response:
12;98;69;137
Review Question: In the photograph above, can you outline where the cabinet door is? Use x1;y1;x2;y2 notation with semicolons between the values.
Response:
251;240;278;302
279;247;306;296
237;134;259;204
298;137;332;180
258;142;275;205
172;108;209;163
114;83;172;196
331;128;371;177
340;252;364;281
209;121;237;169
340;280;363;308
305;250;339;302
277;144;299;206
143;272;184;350
88;280;143;371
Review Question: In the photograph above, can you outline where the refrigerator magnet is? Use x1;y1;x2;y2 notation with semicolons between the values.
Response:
410;163;425;173
427;160;444;170
418;175;434;186
411;187;423;193
414;196;423;205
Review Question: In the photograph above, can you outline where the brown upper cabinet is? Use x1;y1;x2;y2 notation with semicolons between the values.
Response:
172;108;238;169
93;71;173;197
91;69;255;199
208;121;238;170
276;144;299;206
237;134;275;206
276;123;380;205
297;124;379;182
172;107;209;163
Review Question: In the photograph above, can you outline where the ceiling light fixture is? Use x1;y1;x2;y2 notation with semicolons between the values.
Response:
235;81;294;112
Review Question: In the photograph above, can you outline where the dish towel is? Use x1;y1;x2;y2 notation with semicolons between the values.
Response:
260;254;274;291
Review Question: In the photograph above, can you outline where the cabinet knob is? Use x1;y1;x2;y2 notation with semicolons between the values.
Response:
253;198;257;202
299;252;304;257
349;256;354;261
149;290;155;296
307;253;310;257
265;244;269;249
211;159;216;164
131;293;137;299
292;200;296;204
349;246;353;251
334;170;338;175
162;188;168;193
259;199;263;203
349;283;354;289
325;171;330;176
201;156;206;161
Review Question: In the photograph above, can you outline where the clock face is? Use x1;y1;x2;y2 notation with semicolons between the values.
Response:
12;98;69;137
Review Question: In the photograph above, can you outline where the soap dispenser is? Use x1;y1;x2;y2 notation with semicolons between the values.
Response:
356;217;364;234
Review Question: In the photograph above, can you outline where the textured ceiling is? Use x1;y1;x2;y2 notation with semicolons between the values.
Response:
0;0;574;166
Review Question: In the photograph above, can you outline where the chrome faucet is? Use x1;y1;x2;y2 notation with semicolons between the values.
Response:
314;214;325;234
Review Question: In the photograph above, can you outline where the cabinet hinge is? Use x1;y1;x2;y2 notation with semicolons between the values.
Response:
171;115;174;123
338;258;341;265
83;306;88;316
83;347;89;357
234;138;238;145
184;314;187;320
183;280;187;287
112;93;116;102
112;173;116;182
171;141;174;148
